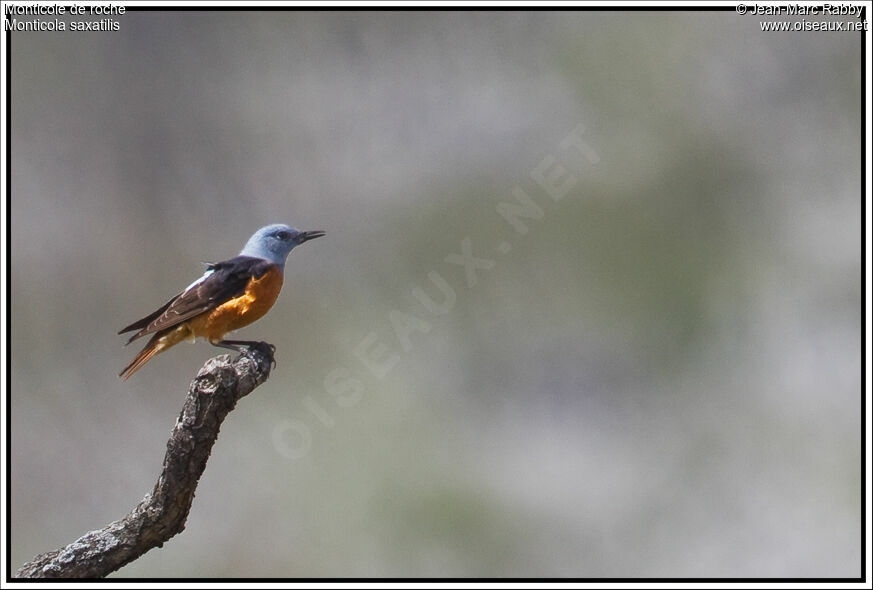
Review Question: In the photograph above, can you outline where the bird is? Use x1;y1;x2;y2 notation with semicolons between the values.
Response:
118;224;325;379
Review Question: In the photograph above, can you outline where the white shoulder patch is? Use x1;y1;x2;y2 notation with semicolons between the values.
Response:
182;269;213;294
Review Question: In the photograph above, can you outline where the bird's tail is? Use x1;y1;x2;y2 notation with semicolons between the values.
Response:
119;334;164;380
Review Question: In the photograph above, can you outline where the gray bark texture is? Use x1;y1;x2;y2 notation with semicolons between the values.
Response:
14;345;275;579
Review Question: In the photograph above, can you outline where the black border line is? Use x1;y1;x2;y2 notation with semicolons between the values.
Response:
3;3;868;584
4;18;11;586
861;3;868;584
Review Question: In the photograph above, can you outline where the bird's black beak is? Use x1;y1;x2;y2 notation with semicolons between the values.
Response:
300;230;326;242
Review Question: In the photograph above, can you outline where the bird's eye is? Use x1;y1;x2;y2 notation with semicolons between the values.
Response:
276;231;292;241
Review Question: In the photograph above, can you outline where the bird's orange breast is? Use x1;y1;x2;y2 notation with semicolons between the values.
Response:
186;266;284;342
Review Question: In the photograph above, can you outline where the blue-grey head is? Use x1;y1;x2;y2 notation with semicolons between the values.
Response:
239;224;325;267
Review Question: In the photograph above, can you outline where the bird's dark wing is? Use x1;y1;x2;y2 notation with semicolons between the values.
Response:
119;256;275;344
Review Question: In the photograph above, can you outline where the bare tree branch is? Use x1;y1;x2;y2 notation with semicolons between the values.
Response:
15;345;275;579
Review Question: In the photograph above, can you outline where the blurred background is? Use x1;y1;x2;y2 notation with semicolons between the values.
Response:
9;10;861;577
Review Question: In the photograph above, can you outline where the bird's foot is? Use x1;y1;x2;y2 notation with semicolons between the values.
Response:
248;341;277;369
214;339;276;368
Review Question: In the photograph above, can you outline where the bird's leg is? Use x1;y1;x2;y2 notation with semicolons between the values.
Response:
213;339;265;352
213;339;276;367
